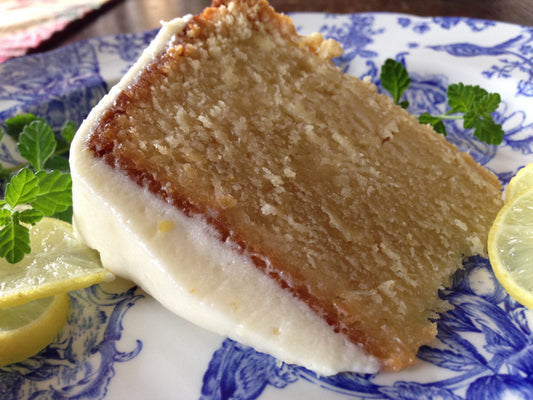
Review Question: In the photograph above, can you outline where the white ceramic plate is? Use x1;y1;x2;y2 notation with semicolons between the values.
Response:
1;12;533;400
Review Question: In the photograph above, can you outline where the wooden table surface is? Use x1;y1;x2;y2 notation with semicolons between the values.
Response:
35;0;532;53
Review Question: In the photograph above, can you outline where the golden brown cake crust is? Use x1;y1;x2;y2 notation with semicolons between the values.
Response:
86;0;502;371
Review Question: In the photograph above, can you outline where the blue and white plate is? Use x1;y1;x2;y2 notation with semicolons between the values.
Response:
1;12;533;400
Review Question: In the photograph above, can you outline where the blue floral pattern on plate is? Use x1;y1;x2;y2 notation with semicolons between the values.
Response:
0;283;144;400
1;12;533;399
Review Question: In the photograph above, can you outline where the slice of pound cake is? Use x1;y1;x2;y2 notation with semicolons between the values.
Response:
70;0;503;374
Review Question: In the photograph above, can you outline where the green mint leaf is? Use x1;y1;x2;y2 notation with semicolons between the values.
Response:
60;120;76;143
17;208;44;225
31;170;72;216
474;92;501;115
53;206;73;223
447;83;503;145
447;83;482;113
44;155;70;172
462;110;478;130
380;58;411;105
5;168;39;208
472;117;505;145
447;83;500;115
5;113;42;141
53;136;70;158
0;209;11;226
17;120;57;170
0;218;31;264
418;113;447;136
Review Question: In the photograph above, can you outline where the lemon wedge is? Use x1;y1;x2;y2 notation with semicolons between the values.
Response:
0;217;113;309
0;293;70;367
488;186;533;309
505;163;533;203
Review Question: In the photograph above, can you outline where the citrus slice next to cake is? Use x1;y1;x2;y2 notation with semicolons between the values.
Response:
0;293;70;367
489;186;533;309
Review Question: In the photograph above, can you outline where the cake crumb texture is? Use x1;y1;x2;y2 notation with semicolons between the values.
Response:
85;0;503;371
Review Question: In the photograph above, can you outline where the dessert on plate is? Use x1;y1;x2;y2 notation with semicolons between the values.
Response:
70;0;503;374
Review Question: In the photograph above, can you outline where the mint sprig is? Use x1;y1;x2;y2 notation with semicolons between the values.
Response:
380;59;504;145
0;116;73;263
18;120;57;170
446;83;504;145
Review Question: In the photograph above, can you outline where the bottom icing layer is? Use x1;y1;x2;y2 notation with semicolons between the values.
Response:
71;142;379;376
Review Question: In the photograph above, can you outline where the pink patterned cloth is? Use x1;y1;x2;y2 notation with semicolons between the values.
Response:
0;0;111;62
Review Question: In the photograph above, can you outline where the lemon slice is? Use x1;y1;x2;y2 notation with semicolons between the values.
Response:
0;293;70;367
488;186;533;309
505;163;533;203
0;217;113;309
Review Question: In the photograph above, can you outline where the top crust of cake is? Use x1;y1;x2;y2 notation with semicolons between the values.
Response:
78;0;503;371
